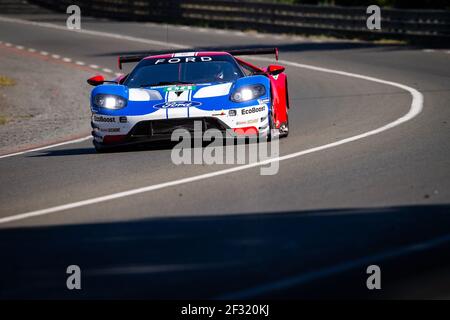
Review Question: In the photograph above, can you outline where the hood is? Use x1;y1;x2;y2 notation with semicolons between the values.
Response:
91;75;270;116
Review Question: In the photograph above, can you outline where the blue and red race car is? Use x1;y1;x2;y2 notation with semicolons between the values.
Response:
87;48;289;151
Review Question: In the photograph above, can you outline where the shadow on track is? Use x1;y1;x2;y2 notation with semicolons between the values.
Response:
1;204;450;299
28;139;267;157
27;147;98;157
28;141;179;157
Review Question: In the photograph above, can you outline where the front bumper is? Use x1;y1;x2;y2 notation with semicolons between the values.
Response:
91;103;270;146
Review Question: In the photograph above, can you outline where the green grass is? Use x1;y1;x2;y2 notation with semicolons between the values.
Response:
0;75;16;87
373;38;407;45
0;116;7;125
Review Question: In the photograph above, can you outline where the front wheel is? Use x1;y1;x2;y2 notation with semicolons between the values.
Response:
267;111;289;141
266;111;276;142
93;141;108;153
279;114;289;138
279;79;290;138
93;140;119;153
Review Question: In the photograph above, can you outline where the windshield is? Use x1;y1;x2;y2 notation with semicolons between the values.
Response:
124;55;243;88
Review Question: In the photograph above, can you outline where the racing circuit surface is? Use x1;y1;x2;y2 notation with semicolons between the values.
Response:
0;6;450;298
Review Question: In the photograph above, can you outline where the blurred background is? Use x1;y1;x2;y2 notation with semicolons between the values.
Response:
20;0;449;47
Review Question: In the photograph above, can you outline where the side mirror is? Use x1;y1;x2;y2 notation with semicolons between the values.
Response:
267;65;285;76
87;75;105;86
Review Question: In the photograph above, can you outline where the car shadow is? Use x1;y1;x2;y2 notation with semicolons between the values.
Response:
1;204;450;299
28;138;268;157
28;141;179;157
28;147;98;157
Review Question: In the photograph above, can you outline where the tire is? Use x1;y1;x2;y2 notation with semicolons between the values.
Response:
266;111;276;142
93;140;114;153
279;114;289;138
279;80;290;138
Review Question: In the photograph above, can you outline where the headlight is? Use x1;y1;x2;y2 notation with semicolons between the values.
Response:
94;94;127;110
231;84;266;102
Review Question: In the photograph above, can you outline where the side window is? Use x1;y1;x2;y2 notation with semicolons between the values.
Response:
118;74;128;84
240;63;254;76
238;61;262;76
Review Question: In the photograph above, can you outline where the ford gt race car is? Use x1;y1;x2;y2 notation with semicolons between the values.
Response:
87;48;289;151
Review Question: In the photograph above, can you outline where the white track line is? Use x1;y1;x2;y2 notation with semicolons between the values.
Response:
0;15;187;160
0;39;111;160
0;16;424;225
0;136;91;160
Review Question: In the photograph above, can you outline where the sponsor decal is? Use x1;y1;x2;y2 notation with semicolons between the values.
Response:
173;52;197;57
165;85;196;92
119;116;127;123
241;105;266;115
153;101;202;109
212;111;226;116
236;118;259;126
93;115;116;123
100;128;121;133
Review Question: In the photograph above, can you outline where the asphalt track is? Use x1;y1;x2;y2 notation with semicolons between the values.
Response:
0;8;450;298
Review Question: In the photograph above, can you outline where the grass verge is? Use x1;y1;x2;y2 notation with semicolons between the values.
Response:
0;75;16;87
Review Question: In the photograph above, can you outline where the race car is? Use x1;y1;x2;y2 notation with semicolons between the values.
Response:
87;48;289;151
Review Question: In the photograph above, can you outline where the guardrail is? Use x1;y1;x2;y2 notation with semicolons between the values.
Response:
29;0;450;46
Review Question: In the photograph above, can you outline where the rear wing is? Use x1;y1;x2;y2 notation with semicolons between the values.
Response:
118;47;279;69
226;48;278;61
118;55;147;70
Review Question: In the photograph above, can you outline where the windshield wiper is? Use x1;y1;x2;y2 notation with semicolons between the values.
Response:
140;81;193;87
